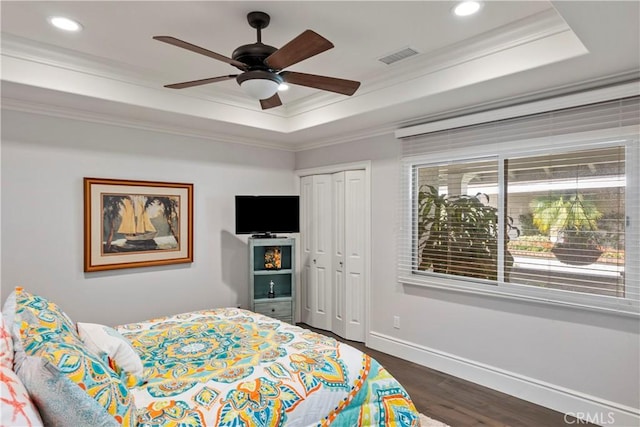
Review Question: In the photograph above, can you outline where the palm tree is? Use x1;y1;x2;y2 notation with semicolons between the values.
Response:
146;196;180;243
530;193;602;237
102;195;126;252
530;193;603;265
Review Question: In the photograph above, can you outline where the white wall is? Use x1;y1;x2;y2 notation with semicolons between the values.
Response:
3;106;639;423
1;109;295;325
296;134;640;424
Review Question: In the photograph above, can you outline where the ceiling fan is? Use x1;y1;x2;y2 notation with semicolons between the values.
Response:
154;11;361;110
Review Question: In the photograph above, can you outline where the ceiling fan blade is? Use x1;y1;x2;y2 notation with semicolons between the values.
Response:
265;30;333;70
281;71;361;96
153;36;247;69
260;93;283;110
164;75;238;89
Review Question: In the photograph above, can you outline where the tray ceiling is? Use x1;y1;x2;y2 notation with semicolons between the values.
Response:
1;1;639;150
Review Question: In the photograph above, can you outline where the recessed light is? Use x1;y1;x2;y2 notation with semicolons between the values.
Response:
278;83;289;91
453;1;482;17
48;16;83;32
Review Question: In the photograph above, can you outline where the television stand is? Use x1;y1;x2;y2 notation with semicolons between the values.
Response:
249;237;295;324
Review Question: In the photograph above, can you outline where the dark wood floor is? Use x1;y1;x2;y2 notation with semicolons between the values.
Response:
299;324;589;427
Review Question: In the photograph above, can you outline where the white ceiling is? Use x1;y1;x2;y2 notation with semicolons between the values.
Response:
1;1;639;150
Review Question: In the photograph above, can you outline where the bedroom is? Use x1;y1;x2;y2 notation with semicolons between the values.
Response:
1;1;639;426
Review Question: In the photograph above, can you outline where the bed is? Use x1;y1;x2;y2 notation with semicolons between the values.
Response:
1;288;420;426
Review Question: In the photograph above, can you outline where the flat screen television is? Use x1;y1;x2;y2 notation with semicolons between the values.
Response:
235;195;300;237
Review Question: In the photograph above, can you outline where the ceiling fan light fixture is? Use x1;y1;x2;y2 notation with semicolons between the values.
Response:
237;70;283;100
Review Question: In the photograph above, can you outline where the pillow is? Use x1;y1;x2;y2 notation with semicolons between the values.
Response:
6;287;81;374
2;288;18;334
14;287;78;337
16;355;119;427
0;314;13;368
4;287;80;358
17;340;136;427
2;289;19;362
77;322;147;387
8;288;136;426
0;361;43;427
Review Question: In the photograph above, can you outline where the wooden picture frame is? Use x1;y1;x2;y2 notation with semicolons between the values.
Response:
84;177;193;272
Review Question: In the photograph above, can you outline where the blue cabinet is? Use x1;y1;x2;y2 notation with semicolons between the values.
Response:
249;237;295;323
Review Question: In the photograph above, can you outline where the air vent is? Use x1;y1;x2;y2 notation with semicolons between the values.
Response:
378;47;419;65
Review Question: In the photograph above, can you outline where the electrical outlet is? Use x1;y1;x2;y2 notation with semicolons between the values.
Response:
393;315;400;329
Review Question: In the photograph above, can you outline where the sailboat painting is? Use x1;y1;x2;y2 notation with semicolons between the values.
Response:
118;196;158;242
105;194;176;252
84;178;193;272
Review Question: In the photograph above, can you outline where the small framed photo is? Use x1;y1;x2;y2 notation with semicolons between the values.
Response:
264;246;282;270
84;177;193;272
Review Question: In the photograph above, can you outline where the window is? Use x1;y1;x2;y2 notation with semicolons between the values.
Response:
415;158;501;280
505;147;625;297
398;95;639;314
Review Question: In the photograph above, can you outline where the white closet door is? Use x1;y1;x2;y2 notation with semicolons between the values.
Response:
300;176;314;325
300;174;332;330
332;172;346;338
344;170;366;341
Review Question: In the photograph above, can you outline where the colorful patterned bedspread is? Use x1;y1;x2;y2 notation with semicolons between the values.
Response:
117;308;419;426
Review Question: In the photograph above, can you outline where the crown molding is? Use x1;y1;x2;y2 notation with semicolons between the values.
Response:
284;9;569;116
1;95;296;152
293;124;397;152
1;91;399;152
0;6;592;149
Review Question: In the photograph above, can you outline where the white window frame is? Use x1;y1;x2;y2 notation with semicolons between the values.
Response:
399;127;640;316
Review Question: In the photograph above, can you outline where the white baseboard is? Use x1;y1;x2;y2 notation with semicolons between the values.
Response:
368;331;640;427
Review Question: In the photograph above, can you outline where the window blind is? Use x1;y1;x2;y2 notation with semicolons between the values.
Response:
398;95;640;314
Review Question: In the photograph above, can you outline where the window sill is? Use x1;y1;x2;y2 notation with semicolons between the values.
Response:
399;273;640;318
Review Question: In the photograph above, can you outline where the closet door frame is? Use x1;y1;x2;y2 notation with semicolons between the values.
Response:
295;161;371;345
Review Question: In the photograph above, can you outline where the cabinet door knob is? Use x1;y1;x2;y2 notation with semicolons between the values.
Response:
271;308;275;312
313;259;317;264
339;261;343;266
